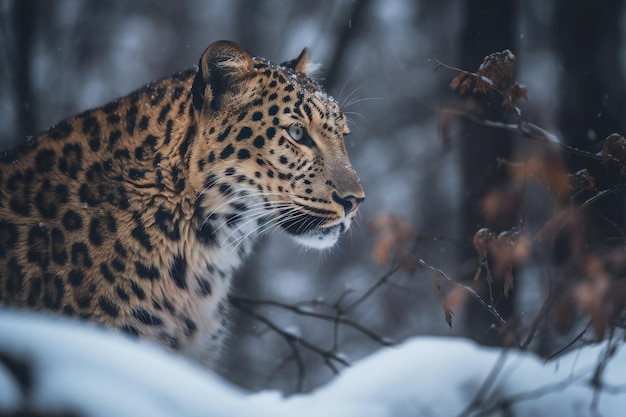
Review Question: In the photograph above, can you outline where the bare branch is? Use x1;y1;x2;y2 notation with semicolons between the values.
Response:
407;253;512;331
341;263;402;314
580;186;624;210
457;351;509;417
231;298;350;392
546;323;593;361
231;295;392;346
430;58;522;119
521;290;556;351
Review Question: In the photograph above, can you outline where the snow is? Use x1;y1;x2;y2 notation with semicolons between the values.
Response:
0;309;624;416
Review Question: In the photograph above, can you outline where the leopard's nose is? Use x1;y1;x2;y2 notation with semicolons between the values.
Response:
332;191;364;215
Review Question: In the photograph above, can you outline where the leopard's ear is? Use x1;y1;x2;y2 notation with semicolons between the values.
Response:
192;40;254;112
281;48;309;74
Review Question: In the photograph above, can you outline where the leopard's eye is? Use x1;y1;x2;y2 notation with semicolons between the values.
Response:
287;125;304;142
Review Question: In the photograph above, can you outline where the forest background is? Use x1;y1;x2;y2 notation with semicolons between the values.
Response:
1;0;625;394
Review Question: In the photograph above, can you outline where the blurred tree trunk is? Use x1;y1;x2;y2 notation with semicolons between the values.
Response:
552;0;626;247
12;0;35;142
324;0;371;91
457;0;518;346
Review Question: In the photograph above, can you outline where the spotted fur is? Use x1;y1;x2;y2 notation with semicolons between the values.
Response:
0;41;364;366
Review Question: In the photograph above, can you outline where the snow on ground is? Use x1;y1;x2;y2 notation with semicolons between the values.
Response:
0;309;624;417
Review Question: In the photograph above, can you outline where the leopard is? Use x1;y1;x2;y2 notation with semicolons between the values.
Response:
0;40;364;366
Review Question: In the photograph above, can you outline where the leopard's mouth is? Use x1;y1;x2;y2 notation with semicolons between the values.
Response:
280;214;326;236
279;212;347;249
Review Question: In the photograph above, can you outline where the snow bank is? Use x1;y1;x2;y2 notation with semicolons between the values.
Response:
0;310;623;416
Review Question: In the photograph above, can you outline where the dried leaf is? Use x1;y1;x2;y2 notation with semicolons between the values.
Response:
481;186;523;222
521;147;570;199
450;73;474;95
473;228;496;260
490;229;524;277
476;50;516;94
461;77;473;95
449;73;463;91
509;82;528;102
372;234;395;265
510;233;531;262
434;272;454;328
449;50;525;106
570;169;596;194
444;305;454;328
504;265;514;298
504;146;570;199
601;133;626;167
438;110;454;151
494;229;530;263
535;208;586;255
473;227;529;291
574;256;610;337
369;213;415;266
473;264;483;282
444;286;468;315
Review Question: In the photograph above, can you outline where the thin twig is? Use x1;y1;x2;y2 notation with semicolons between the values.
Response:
408;254;512;330
288;339;306;392
341;263;402;314
430;58;523;120
580;185;624;209
457;350;509;417
591;329;620;413
232;300;350;375
262;352;297;390
521;290;556;351
473;373;589;417
546;322;592;361
231;295;392;346
342;235;424;314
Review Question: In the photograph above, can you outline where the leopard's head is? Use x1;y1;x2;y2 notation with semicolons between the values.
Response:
190;41;364;249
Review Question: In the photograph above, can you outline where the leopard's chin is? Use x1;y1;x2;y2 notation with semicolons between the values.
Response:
279;214;349;249
290;223;344;249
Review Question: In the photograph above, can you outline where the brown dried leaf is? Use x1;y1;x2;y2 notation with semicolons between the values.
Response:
475;49;516;94
460;77;473;94
369;213;415;266
472;228;496;260
444;286;469;315
449;73;463;91
490;229;528;278
513;147;570;199
504;265;514;298
438;110;454;151
473;264;483;281
574;256;610;337
372;234;394;266
570;169;596;194
444;305;454;328
572;252;626;338
535;208;586;255
601;133;626;167
509;82;528;102
449;50;521;103
450;73;474;95
494;230;530;263
481;186;523;222
434;272;454;328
